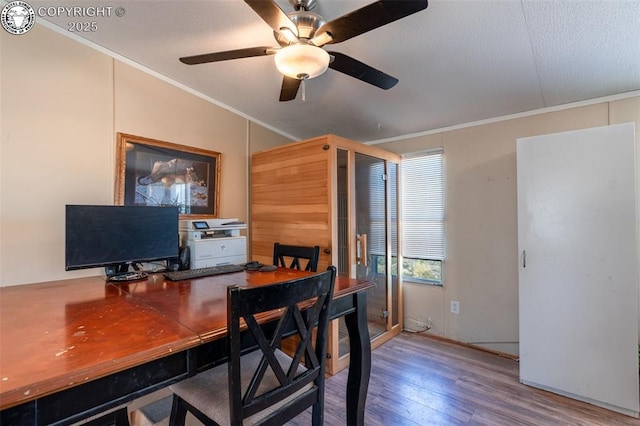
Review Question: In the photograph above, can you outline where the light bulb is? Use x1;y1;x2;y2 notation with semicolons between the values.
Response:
274;44;330;80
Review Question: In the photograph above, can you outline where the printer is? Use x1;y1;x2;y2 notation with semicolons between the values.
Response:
179;218;247;269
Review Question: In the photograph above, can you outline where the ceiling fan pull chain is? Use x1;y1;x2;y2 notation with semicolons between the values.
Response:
301;78;306;102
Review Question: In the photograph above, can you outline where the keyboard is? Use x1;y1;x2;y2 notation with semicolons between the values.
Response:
163;264;245;281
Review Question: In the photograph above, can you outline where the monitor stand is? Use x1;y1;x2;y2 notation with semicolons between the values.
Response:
105;263;148;282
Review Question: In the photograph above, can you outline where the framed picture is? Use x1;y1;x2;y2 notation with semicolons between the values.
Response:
115;133;221;218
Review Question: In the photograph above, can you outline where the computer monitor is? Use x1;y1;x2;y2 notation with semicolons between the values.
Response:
65;205;179;278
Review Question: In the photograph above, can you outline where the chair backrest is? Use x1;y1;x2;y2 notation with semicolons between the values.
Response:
227;266;336;425
273;242;320;272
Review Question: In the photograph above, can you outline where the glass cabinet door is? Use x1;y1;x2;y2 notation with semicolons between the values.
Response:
389;162;399;328
354;152;388;340
336;149;400;359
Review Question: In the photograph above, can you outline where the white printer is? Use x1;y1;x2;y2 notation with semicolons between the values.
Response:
179;218;247;269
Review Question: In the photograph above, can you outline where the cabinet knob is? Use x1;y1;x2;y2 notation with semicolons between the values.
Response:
323;248;331;254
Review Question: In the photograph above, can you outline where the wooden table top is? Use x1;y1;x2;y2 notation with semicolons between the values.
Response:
0;269;373;410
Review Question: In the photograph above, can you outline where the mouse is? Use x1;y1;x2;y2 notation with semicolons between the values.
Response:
259;265;277;272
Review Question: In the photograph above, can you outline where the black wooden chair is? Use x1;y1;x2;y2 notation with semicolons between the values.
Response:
273;242;320;272
168;266;336;426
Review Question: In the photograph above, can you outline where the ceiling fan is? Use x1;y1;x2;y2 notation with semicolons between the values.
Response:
179;0;428;101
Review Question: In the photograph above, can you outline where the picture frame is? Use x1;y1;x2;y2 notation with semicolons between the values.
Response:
115;133;221;218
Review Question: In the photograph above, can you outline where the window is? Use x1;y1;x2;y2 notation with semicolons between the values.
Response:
367;158;386;264
401;149;444;284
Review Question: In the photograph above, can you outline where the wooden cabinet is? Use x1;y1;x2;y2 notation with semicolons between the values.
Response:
251;134;402;374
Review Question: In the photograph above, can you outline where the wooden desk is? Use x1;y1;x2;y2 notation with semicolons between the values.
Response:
0;269;373;425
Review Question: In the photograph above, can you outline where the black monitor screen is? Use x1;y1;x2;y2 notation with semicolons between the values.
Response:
65;205;179;271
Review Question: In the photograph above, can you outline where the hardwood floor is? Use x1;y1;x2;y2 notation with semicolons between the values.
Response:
289;332;640;425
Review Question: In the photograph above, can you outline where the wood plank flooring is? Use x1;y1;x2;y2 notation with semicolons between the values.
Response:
289;332;640;425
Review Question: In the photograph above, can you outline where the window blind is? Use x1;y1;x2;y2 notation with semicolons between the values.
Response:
368;160;386;256
366;161;399;257
401;150;444;260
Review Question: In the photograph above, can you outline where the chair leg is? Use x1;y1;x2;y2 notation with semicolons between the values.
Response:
311;401;324;426
114;407;130;426
168;394;188;426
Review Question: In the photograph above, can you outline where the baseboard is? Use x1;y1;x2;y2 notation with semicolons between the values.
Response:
415;332;519;361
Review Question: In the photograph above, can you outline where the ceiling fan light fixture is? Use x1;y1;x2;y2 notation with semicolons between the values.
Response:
274;44;330;80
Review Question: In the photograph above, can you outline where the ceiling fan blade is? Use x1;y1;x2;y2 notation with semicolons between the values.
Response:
245;0;299;38
179;47;276;65
328;51;398;89
312;0;428;45
279;76;301;101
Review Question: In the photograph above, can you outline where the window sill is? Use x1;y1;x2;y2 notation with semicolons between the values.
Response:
403;278;443;287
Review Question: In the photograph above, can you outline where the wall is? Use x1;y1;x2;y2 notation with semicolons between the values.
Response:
2;21;639;357
376;97;639;356
0;24;291;286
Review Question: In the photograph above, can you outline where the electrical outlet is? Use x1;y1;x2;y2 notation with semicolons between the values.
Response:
451;300;460;314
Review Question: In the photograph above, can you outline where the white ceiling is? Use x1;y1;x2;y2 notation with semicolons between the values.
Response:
31;0;640;142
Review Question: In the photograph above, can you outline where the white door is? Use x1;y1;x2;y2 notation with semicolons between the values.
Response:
517;122;639;417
